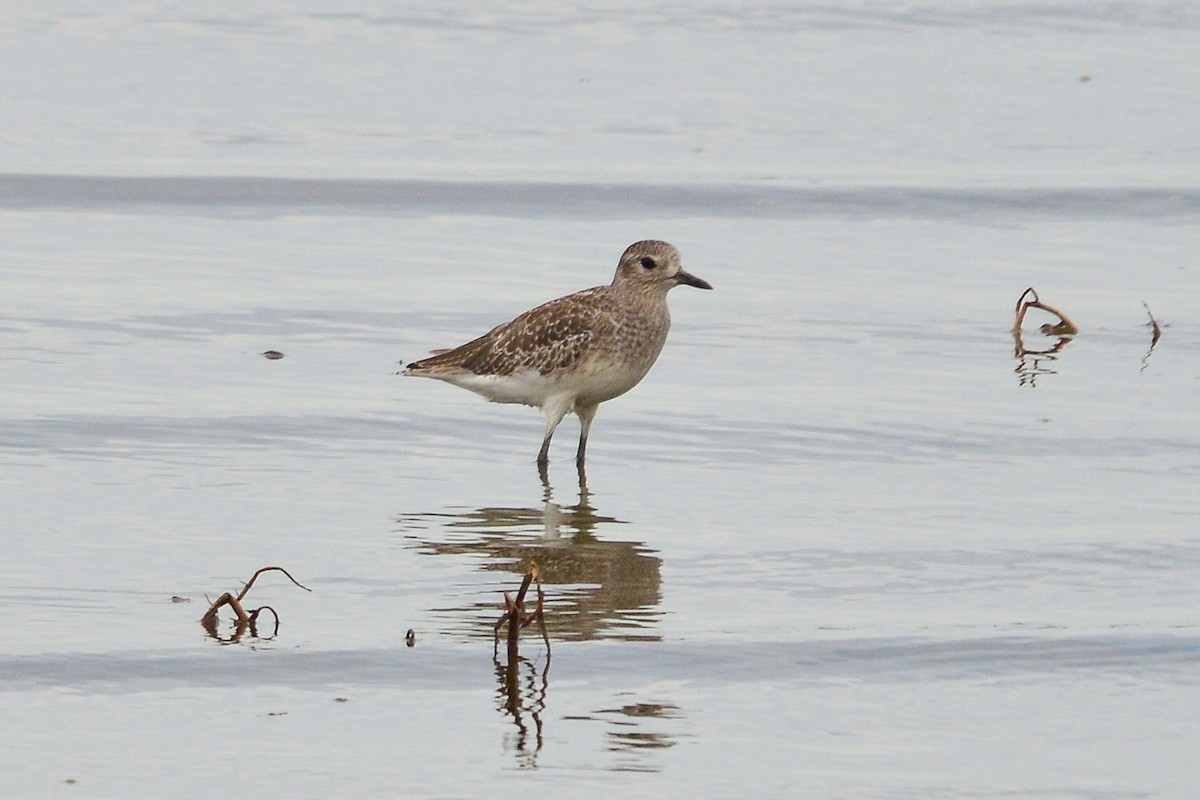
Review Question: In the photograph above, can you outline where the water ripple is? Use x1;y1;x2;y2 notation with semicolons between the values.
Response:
4;174;1199;221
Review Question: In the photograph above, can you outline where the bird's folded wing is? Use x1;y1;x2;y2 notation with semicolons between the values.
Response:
461;294;600;375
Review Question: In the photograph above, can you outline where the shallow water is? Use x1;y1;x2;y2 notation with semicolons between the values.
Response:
3;4;1200;799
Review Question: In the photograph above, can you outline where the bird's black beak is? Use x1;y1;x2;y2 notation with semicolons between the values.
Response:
675;269;713;290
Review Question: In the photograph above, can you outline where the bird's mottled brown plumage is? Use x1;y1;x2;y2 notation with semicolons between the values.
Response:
403;240;711;470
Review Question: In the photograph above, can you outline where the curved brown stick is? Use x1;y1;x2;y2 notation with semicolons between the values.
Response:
1013;287;1078;336
201;592;249;625
202;566;310;634
1012;288;1037;333
493;564;549;655
1015;287;1038;315
237;566;312;602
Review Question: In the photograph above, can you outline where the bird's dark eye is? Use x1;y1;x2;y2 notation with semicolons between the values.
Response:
639;256;657;270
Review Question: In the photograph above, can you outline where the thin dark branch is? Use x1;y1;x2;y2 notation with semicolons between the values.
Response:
1143;301;1162;346
237;566;312;602
494;565;549;656
1013;287;1038;332
513;570;534;605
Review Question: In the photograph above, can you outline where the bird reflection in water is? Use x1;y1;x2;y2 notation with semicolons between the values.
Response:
398;464;663;642
398;464;668;767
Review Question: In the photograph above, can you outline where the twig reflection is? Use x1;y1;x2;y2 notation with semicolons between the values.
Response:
494;638;550;767
1012;329;1074;388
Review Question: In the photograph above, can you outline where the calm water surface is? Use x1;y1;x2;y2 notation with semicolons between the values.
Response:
3;4;1200;799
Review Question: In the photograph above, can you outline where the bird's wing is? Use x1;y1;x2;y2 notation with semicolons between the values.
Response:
409;288;608;376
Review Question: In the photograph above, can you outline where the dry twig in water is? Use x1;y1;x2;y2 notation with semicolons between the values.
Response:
201;565;311;641
493;564;550;656
1142;301;1162;347
1141;301;1164;373
1013;287;1079;337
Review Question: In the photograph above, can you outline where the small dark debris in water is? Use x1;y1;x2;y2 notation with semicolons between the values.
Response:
266;711;288;717
1039;321;1077;337
405;629;416;647
262;350;285;360
493;563;550;656
334;697;348;703
200;565;311;643
171;595;191;603
65;779;76;785
1079;75;1092;83
602;703;681;719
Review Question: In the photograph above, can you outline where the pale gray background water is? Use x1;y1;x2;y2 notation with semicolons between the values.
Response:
2;3;1198;798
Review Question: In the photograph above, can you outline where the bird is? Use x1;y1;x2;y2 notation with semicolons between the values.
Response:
402;240;711;470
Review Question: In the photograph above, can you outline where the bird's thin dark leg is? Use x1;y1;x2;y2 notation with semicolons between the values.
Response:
538;404;570;471
575;404;598;467
575;458;587;492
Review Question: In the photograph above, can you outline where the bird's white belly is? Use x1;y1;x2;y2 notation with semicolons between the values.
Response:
439;361;646;409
